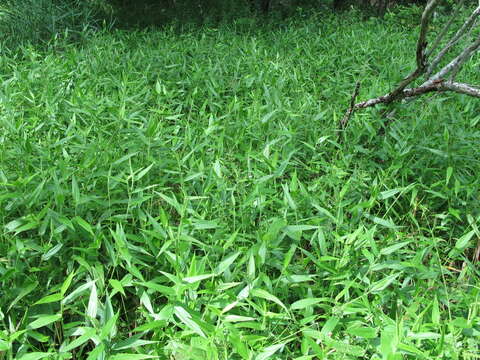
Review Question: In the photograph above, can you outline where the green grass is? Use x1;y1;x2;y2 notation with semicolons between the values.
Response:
1;9;480;359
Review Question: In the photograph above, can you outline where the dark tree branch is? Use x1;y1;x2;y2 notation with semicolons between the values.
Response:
426;0;466;58
339;82;360;130
341;1;480;131
426;5;480;77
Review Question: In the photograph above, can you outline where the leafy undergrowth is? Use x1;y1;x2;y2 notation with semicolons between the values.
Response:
1;10;480;360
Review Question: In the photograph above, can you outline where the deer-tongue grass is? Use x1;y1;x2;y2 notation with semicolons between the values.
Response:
1;10;479;360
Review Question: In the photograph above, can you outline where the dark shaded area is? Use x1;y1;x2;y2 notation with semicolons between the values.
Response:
105;0;328;28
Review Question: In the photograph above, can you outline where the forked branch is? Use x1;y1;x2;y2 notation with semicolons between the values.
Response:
341;0;480;130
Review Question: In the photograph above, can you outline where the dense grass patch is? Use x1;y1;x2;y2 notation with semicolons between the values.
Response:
1;10;480;359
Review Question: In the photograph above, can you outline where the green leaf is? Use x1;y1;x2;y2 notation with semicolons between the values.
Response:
34;293;63;305
62;280;95;305
368;215;398;229
27;314;62;330
346;326;377;338
0;339;9;351
60;328;96;353
290;298;324;310
135;163;154;181
182;274;215;284
17;353;53;360
370;273;401;293
8;281;38;312
112;335;157;350
318;317;339;340
75;216;94;236
455;229;475;251
61;271;76;296
174;306;206;338
256;343;285;360
87;282;98;319
215;252;240;275
378;188;403;200
133;320;167;332
432;296;440;325
324;338;365;356
251;289;288;313
41;243;63;261
109;355;158;360
380;241;410;256
109;279;126;297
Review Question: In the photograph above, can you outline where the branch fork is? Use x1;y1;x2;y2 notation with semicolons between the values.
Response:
341;0;480;130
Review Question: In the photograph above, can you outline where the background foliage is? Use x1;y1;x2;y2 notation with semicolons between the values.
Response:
1;0;480;359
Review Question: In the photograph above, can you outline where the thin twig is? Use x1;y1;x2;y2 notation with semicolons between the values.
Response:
385;0;440;102
351;79;480;110
426;5;480;77
425;33;480;85
426;0;467;58
340;1;480;131
340;82;360;130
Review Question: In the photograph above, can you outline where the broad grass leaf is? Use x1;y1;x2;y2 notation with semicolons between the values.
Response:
251;288;288;313
86;344;105;360
0;339;9;351
320;317;339;338
432;296;440;325
8;281;38;312
380;241;410;255
182;274;215;284
87;282;98;319
192;220;219;230
60;328;96;352
324;338;365;357
255;343;285;360
455;229;475;251
17;353;53;360
61;271;76;296
174;306;206;338
346;326;377;338
367;215;398;229
62;280;95;305
135;163;154;181
397;343;428;358
215;252;240;275
133;320;167;332
34;293;62;305
370;273;401;293
137;281;175;296
290;298;324;310
72;175;80;205
112;152;138;166
41;243;63;261
112;335;157;350
378;188;403;200
100;311;118;340
380;325;398;357
224;315;257;322
75;216;94;236
109;279;126;296
109;355;158;360
27;314;62;330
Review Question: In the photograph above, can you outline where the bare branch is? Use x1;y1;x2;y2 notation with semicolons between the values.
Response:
417;0;441;68
426;0;466;58
386;0;440;102
426;5;480;77
425;33;480;85
340;1;480;131
339;82;360;130
351;80;480;110
441;81;480;97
